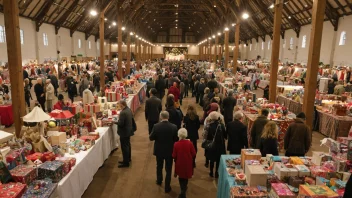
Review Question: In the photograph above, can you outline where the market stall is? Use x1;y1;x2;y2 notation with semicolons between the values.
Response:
315;110;352;139
277;95;303;115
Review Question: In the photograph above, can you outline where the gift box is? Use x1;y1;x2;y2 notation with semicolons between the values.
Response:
244;160;261;173
68;103;82;115
84;103;101;113
294;165;311;177
312;151;332;165
10;165;37;185
105;92;121;102
79;135;96;145
21;179;57;198
230;186;267;198
56;157;76;175
5;149;27;170
309;166;331;178
274;163;298;180
316;176;330;186
304;177;316;185
290;157;304;165
245;165;269;187
0;182;27;198
271;183;295;198
299;185;339;198
241;149;261;168
47;131;66;146
288;176;304;188
42;152;55;162
38;161;64;182
0;161;12;183
26;153;43;162
88;132;100;140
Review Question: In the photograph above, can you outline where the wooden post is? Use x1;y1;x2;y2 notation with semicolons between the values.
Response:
303;0;326;128
126;33;131;75
117;12;122;79
233;23;240;74
143;42;146;63
214;36;218;63
224;29;229;69
209;39;212;62
269;0;283;103
151;45;153;60
108;40;112;60
199;45;202;60
3;0;26;137
99;12;105;94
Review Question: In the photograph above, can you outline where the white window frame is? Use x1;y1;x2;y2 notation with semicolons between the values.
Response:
289;37;294;50
302;35;307;48
20;29;24;45
261;42;264;50
339;31;346;46
0;26;6;43
43;33;48;46
88;41;91;49
250;44;252;51
78;39;82;49
268;40;271;50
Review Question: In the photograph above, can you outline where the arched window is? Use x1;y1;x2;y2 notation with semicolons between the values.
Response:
302;35;307;48
268;40;271;50
0;26;5;43
20;29;24;45
43;33;48;46
250;44;252;51
339;31;347;46
262;42;264;50
289;37;294;49
78;39;82;49
88;41;91;49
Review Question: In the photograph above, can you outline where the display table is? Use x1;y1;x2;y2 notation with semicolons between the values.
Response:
54;127;117;198
126;82;146;114
0;104;14;126
277;95;303;115
316;110;352;139
243;113;293;150
217;155;240;198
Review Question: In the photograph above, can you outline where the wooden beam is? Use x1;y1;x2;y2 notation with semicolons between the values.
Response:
3;0;26;137
233;23;240;74
99;12;105;95
70;0;96;36
269;0;283;103
224;29;229;69
55;0;80;34
303;0;326;129
34;0;55;31
118;11;123;79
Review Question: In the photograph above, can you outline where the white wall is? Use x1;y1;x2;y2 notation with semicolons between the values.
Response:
57;28;72;59
334;15;352;66
37;23;57;63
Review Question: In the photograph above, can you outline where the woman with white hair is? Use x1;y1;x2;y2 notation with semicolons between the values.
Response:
172;128;196;198
202;111;226;178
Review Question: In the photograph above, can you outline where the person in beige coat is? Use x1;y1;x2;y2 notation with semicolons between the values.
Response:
46;79;55;112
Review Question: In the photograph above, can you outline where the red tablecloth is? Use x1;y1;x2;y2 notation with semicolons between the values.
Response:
0;104;14;126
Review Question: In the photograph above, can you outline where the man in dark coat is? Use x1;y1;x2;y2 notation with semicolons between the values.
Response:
222;90;237;125
155;75;166;99
66;75;77;103
207;77;218;91
48;74;59;97
284;112;311;156
198;78;206;106
34;78;46;112
149;111;178;193
116;100;134;168
146;78;155;98
226;111;248;154
250;109;269;149
145;88;162;134
23;69;29;80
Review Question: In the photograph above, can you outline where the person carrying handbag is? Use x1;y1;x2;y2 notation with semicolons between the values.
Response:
202;112;226;178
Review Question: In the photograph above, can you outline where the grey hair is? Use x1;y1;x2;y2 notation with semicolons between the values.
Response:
227;90;234;96
234;111;244;120
160;111;169;119
209;111;220;121
178;128;188;139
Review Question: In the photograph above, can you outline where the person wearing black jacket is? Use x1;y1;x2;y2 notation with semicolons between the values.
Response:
149;111;178;193
23;69;29;80
258;121;279;157
184;77;189;97
146;78;155;98
226;111;248;154
34;78;46;111
93;74;100;93
155;75;166;99
165;95;183;129
222;90;237;125
66;75;78;103
116;100;134;168
48;74;59;97
145;88;162;134
183;104;200;167
198;78;206;106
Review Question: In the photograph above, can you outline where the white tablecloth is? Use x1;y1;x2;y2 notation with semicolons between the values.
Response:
54;127;117;198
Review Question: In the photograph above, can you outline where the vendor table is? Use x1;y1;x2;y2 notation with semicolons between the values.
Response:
126;82;146;114
54;127;117;198
243;113;293;150
277;95;303;115
0;104;14;126
217;155;240;198
316;110;352;140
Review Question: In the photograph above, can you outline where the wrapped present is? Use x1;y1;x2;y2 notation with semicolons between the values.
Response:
68;103;82;115
56;157;76;175
299;185;339;198
22;179;57;198
79;135;96;147
331;179;346;188
294;165;311;177
271;183;295;198
244;160;261;173
290;157;304;165
0;182;27;198
5;149;27;170
47;131;66;146
274;163;298;181
288;176;304;188
105;92;121;102
316;176;330;186
84;103;101;113
42;152;55;162
10;165;37;185
230;186;267;198
38;161;64;182
245;165;269;187
88;132;100;140
241;149;261;168
0;161;12;183
309;166;331;178
312;151;332;165
322;161;337;172
304;177;316;185
26;153;43;162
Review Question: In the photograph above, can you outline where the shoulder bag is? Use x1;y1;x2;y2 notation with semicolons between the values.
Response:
201;123;221;150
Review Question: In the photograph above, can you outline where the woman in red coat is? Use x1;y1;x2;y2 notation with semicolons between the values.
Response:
172;128;196;198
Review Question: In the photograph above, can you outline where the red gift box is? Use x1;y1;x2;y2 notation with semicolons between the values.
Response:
310;166;331;178
84;103;101;113
79;136;96;145
69;104;82;115
26;153;43;162
0;183;27;198
9;165;37;185
56;157;76;175
105;92;121;102
42;152;55;162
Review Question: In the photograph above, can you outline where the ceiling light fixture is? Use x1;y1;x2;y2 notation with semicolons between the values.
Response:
212;35;215;38
288;16;291;19
269;4;274;9
217;32;221;36
121;26;126;31
130;32;133;35
104;18;107;21
112;22;116;26
242;13;249;19
90;9;97;16
224;27;229;31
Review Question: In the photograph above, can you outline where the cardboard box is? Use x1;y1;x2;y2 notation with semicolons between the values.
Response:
294;165;311;177
299;185;339;198
312;151;332;165
288;176;304;188
241;149;261;168
10;165;37;185
244;160;261;173
274;163;298;180
47;131;66;146
245;165;268;187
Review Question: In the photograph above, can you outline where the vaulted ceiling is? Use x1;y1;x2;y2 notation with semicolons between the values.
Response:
0;0;352;44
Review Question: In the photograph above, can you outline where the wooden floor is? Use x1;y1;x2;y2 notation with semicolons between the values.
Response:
3;88;329;198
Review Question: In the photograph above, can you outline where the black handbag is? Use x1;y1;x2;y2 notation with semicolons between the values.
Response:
202;123;221;150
